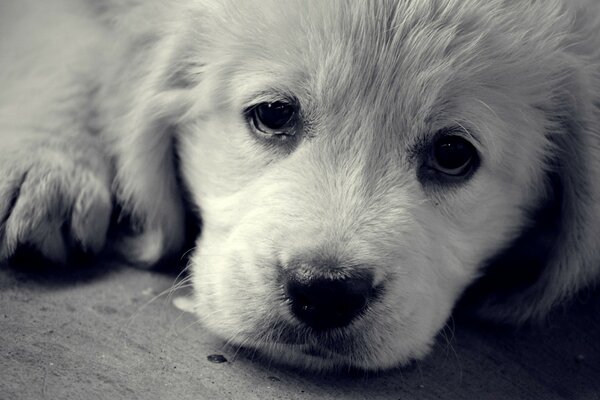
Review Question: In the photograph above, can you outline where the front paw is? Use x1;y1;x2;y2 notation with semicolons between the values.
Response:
0;139;113;264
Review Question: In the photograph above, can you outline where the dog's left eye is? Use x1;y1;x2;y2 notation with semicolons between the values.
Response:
428;134;479;178
247;101;298;137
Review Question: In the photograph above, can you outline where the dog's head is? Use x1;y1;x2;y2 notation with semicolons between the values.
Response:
143;0;600;370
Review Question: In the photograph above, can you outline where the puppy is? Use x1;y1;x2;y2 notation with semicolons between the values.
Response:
1;0;599;371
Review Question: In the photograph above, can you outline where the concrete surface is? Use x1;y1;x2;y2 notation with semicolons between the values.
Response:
1;259;599;400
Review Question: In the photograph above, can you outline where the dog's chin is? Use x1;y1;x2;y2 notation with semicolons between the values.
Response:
244;342;384;373
222;328;422;373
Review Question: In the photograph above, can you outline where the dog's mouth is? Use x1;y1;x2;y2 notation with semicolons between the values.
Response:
244;316;353;346
225;322;371;370
218;312;392;371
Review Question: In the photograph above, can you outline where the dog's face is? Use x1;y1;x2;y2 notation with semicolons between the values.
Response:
173;0;575;370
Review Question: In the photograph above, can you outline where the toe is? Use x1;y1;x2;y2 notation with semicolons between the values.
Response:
70;174;112;254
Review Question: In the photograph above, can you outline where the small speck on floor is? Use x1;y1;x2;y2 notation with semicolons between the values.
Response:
207;354;228;364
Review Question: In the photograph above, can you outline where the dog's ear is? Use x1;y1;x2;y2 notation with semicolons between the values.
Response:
110;23;203;266
458;48;600;323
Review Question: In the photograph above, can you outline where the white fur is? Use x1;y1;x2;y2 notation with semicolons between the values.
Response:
1;0;599;371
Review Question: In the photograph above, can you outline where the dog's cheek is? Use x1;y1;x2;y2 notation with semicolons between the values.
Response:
189;206;283;337
190;247;271;338
179;119;290;336
178;118;278;204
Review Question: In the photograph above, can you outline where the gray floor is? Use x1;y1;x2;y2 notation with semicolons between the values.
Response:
1;259;599;400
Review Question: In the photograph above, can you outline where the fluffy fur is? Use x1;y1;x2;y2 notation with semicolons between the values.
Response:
1;0;599;371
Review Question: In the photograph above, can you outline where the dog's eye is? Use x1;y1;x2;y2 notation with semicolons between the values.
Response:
431;135;478;176
248;101;298;136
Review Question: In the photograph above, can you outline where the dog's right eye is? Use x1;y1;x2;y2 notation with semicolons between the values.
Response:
418;130;480;185
247;101;299;138
431;135;478;177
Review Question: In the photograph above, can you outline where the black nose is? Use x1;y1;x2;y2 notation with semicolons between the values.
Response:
285;272;375;330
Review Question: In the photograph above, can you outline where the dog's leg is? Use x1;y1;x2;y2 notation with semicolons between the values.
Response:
0;2;115;264
110;113;187;267
107;35;193;267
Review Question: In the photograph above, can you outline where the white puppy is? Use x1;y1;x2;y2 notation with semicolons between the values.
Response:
1;0;599;371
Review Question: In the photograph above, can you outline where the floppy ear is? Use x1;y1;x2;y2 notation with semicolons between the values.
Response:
459;47;600;323
109;23;202;266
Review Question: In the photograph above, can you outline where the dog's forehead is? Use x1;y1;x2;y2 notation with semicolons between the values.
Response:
217;1;461;121
203;0;507;141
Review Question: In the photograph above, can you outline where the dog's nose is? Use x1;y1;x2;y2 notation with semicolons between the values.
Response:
285;271;375;330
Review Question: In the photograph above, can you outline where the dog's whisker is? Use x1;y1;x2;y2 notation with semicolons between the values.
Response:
122;279;196;336
179;246;198;262
165;273;193;306
437;317;463;382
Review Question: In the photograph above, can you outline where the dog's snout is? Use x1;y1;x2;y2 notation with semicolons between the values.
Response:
285;271;375;330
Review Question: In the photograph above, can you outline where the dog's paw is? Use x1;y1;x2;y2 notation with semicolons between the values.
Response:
0;138;113;264
114;228;169;267
112;202;187;268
